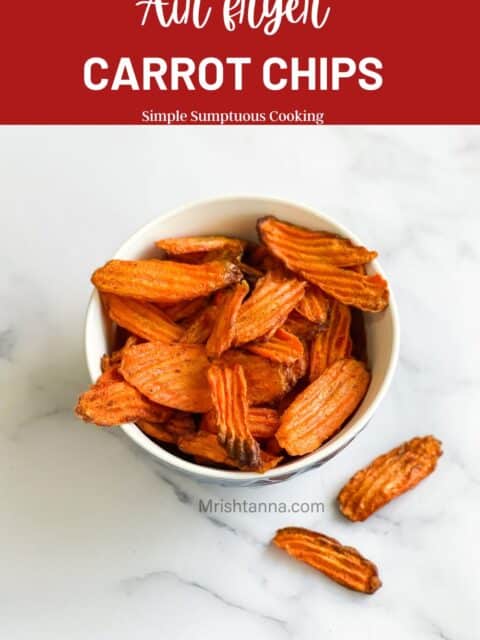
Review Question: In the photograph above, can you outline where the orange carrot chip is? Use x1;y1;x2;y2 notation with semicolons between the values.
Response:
178;431;282;473
283;310;321;341
258;217;387;312
201;406;279;440
338;436;443;521
206;281;249;358
181;306;218;344
258;216;377;267
276;359;370;456
309;300;352;381
273;527;381;594
295;284;330;324
156;235;246;258
233;272;306;345
245;328;304;365
207;364;261;468
92;259;242;304
120;342;212;412
220;349;295;405
75;379;171;426
161;297;209;322
104;294;184;343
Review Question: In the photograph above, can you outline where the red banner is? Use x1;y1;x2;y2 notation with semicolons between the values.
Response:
1;1;479;124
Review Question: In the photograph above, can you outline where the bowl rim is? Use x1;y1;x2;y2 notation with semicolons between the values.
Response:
84;195;400;482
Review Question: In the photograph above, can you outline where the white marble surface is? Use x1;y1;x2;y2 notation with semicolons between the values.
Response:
1;126;479;639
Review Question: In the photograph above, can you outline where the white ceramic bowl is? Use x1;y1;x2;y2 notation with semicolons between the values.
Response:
85;196;399;486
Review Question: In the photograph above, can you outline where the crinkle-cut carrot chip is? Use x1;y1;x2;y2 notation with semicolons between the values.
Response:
181;306;218;344
75;379;172;426
201;406;279;440
220;349;295;405
233;272;306;345
257;218;387;312
295;284;330;324
310;300;352;381
161;297;209;322
338;436;443;522
137;412;196;444
178;431;282;473
206;281;249;358
276;359;370;456
283;310;322;341
92;259;242;304
104;294;184;343
273;527;382;594
207;364;261;468
120;342;212;412
293;263;387;313
247;407;281;439
156;235;246;258
246;328;304;365
258;216;377;267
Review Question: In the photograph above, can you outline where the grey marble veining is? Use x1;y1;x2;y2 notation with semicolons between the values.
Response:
1;126;479;639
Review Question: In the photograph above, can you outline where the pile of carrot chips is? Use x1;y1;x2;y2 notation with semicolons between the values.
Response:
76;216;390;472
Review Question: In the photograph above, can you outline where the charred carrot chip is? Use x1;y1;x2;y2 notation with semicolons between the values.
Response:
181;306;218;344
120;342;212;412
295;285;330;324
177;431;282;473
156;235;246;258
220;349;294;405
104;294;184;343
161;297;209;322
92;259;242;304
206;281;249;358
273;527;381;594
246;328;304;365
276;359;370;456
201;407;279;440
75;379;172;426
283;310;321;341
258;216;377;268
233;272;306;345
338;436;442;522
207;364;260;468
310;300;352;381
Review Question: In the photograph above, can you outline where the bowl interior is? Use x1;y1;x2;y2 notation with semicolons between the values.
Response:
85;197;399;484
